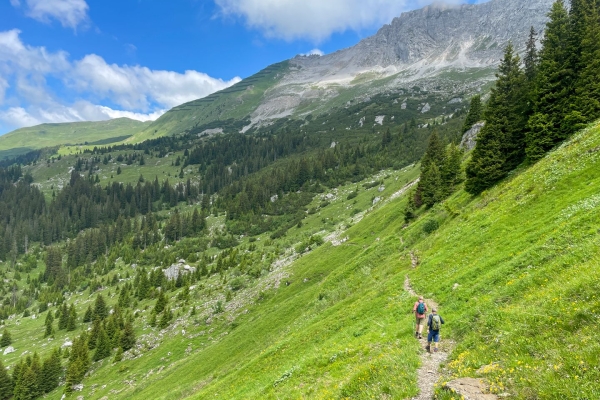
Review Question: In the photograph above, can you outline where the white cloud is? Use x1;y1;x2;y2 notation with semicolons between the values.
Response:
12;0;90;29
0;30;240;131
299;49;324;57
215;0;477;42
70;55;241;110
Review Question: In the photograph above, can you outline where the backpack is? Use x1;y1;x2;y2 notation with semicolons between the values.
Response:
431;315;441;331
416;302;425;315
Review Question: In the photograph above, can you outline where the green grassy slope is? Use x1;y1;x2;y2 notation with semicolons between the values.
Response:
128;62;289;143
91;120;600;399
0;118;150;159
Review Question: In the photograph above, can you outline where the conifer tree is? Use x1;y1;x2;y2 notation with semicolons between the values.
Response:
416;131;445;207
527;0;570;159
83;305;92;323
524;26;539;84
462;95;483;133
158;308;172;329
65;334;89;393
58;302;69;330
88;319;101;350
93;293;108;321
120;321;136;351
93;325;111;362
574;1;600;123
67;304;77;331
40;349;61;394
0;329;11;347
466;43;527;194
0;359;13;400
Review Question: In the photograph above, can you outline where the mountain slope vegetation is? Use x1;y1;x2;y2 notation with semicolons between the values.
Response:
0;118;150;160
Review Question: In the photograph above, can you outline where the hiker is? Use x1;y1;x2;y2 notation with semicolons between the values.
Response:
413;296;428;339
427;307;445;353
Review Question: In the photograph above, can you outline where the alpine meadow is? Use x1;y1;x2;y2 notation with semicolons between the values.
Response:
0;0;599;399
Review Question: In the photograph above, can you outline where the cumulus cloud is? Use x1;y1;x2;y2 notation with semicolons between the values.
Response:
70;55;241;110
215;0;479;41
299;49;324;57
0;30;240;132
11;0;90;29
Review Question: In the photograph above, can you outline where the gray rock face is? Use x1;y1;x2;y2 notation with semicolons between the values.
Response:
461;122;485;150
289;0;553;81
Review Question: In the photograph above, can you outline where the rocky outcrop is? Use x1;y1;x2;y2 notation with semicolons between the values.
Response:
461;121;485;151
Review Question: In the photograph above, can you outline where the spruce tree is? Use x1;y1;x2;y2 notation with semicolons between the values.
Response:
83;305;92;323
574;1;600;123
417;131;446;207
93;293;108;321
93;326;111;362
58;302;69;330
0;329;11;347
527;0;570;159
40;349;61;394
524;26;539;84
466;43;527;194
120;321;136;351
67;304;77;331
462;95;483;133
44;311;54;338
154;290;167;314
0;359;13;400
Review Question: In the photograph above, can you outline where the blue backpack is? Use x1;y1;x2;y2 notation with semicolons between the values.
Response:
416;302;425;314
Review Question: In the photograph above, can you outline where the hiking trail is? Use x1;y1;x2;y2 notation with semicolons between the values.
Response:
404;275;451;400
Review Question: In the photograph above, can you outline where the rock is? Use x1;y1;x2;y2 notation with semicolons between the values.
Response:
378;185;385;192
453;283;460;290
401;102;407;110
375;115;385;125
72;383;84;392
3;346;15;355
62;341;73;348
372;197;381;205
444;378;497;400
421;103;431;113
460;121;485;151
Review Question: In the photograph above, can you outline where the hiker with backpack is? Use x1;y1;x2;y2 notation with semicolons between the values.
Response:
427;307;445;353
413;296;428;339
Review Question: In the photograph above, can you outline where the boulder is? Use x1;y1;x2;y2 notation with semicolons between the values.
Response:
460;121;485;151
3;346;15;355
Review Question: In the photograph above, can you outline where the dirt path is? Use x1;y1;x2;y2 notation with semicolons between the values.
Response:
404;276;452;400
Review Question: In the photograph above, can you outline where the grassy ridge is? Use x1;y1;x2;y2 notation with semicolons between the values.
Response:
0;118;150;159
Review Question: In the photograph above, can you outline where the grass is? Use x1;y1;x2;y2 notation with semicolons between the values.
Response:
0;118;149;159
7;120;600;399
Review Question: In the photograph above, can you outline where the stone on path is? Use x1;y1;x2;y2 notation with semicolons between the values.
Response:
443;378;498;400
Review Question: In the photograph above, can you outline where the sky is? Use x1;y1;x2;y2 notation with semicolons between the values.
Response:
0;0;485;135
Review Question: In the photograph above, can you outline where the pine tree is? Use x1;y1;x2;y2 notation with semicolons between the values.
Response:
44;311;55;338
466;43;527;194
93;325;111;362
462;95;483;133
0;329;11;347
0;359;13;400
441;144;463;196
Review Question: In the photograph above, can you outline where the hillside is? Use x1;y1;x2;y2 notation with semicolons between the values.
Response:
0;116;597;399
0;118;151;160
125;0;553;142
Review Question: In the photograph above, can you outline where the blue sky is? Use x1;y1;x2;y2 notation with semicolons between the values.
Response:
0;0;484;134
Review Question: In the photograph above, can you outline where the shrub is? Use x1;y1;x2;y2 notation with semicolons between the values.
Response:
423;219;440;234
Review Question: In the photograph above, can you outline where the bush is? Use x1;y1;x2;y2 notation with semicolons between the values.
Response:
347;191;358;200
423;219;440;234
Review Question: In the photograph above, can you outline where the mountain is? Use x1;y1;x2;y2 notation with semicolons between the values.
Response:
129;0;554;142
0;118;151;159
